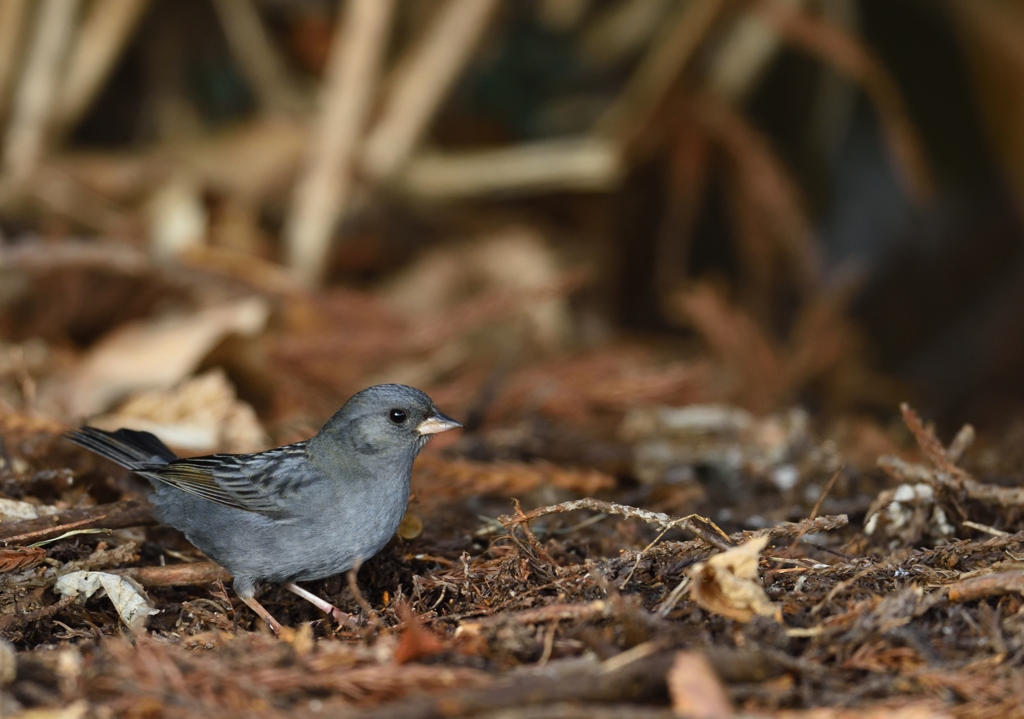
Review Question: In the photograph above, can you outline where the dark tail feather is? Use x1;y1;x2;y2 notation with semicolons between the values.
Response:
65;426;178;469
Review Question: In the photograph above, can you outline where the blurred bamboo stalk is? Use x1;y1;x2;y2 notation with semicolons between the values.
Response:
211;0;307;117
399;137;621;199
53;0;149;136
580;0;671;69
708;0;804;101
2;0;79;186
361;0;499;184
0;0;29;122
596;0;727;142
284;0;394;287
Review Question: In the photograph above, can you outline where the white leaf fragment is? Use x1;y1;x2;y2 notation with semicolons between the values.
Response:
54;571;158;630
686;536;778;623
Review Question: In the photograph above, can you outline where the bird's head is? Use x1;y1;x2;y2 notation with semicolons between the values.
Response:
316;384;462;462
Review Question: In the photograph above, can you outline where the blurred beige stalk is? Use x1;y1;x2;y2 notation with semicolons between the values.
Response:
361;0;499;184
57;298;269;418
596;0;726;140
0;0;29;122
284;0;394;287
211;0;306;117
2;0;80;186
54;0;150;135
399;137;622;199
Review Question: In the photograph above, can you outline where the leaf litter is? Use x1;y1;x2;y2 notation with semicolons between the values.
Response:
3;277;1024;718
0;240;1019;719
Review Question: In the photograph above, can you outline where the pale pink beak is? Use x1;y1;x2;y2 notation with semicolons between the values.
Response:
415;411;463;436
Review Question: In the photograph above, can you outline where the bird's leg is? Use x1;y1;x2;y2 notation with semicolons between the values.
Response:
239;594;283;635
284;582;357;627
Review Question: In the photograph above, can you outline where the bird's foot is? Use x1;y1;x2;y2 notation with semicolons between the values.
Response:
284;582;358;628
240;594;283;635
330;607;359;628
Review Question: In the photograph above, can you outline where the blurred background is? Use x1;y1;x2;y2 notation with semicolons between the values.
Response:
0;0;1023;464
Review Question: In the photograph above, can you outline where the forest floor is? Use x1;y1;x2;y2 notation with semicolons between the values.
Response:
2;243;1024;719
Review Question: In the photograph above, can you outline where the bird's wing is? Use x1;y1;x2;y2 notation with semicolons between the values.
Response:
140;442;320;517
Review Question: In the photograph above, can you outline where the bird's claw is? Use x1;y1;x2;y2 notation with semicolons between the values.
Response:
330;607;359;628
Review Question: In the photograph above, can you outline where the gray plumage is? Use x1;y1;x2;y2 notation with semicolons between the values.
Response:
67;384;461;628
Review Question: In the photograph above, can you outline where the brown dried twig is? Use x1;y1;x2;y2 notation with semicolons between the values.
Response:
785;467;843;555
349;651;677;719
0;500;154;544
0;0;28;121
347;559;382;636
113;561;232;587
0;595;76;632
744;514;849;544
596;0;727;142
458;600;610;631
946;571;1024;603
499;498;733;551
878;404;1024;508
399;137;622;199
899;403;967;477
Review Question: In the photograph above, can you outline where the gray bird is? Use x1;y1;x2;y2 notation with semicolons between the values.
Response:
66;384;461;633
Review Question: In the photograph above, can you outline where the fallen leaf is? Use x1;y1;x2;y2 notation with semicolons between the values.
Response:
686;536;777;622
54;570;159;630
667;651;732;718
58;297;269;417
91;368;268;453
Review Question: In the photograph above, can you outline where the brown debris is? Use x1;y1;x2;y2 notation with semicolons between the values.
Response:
500;497;734;551
0;545;44;572
883;404;1024;509
392;603;444;665
414;455;615;501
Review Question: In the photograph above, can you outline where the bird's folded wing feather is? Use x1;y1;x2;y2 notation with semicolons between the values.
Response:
139;442;319;516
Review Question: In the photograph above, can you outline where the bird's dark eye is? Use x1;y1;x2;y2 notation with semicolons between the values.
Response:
389;409;407;424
